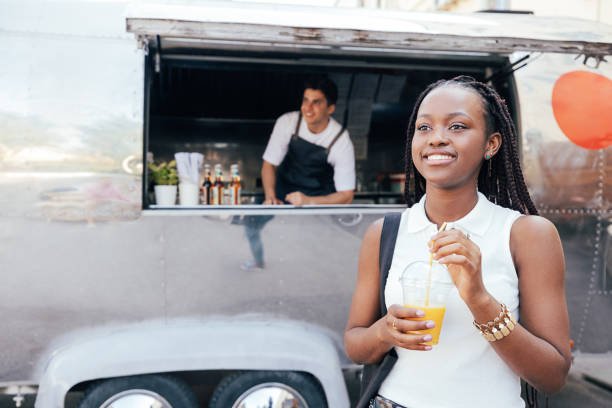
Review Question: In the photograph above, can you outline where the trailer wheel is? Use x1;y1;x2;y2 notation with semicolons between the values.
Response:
78;374;198;408
209;371;327;408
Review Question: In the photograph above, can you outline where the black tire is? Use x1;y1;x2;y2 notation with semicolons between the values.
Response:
209;370;327;408
78;374;198;408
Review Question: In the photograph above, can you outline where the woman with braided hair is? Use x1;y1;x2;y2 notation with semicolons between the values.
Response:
345;76;570;407
404;76;539;214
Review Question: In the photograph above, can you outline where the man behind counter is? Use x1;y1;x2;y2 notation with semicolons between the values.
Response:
241;76;356;271
261;76;356;205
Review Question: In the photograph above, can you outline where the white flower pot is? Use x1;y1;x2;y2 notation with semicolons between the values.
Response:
154;185;177;206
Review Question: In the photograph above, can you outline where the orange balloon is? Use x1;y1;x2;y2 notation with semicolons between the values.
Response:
552;71;612;150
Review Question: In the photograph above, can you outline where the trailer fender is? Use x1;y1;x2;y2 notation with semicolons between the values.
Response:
34;318;350;408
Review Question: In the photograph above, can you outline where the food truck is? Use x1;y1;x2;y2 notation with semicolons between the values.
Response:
0;1;611;407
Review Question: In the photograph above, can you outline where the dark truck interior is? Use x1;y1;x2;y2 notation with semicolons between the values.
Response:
145;45;517;208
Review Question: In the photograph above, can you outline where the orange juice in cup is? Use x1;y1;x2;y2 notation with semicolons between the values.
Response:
403;305;446;345
400;261;454;345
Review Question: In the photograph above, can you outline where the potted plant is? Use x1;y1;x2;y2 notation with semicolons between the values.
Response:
149;160;178;206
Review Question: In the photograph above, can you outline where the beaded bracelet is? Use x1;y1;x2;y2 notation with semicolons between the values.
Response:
473;303;517;342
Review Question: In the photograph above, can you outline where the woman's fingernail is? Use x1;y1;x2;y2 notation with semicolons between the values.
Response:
415;310;425;317
425;320;435;328
423;335;433;342
424;346;432;351
427;240;433;249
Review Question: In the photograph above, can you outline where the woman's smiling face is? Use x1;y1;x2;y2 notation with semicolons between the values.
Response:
412;85;499;190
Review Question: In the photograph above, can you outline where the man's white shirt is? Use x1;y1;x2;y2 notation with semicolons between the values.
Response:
262;111;356;192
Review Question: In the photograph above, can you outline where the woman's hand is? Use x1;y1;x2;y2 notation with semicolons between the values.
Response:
430;229;489;307
379;305;437;351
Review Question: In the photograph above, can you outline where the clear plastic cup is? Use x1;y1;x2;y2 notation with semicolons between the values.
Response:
400;260;454;345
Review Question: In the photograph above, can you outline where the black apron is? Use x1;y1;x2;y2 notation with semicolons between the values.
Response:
275;113;345;200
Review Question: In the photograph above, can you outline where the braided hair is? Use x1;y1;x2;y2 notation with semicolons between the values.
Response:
403;75;538;215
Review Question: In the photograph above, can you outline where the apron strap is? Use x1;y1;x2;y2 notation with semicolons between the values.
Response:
291;112;303;141
294;112;344;156
326;127;346;155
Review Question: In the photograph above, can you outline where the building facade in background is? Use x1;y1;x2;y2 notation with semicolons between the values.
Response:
256;0;612;24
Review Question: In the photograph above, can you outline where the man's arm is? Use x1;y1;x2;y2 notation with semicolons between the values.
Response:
261;160;283;204
285;190;354;205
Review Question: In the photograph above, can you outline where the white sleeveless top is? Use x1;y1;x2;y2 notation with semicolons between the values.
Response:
379;192;524;408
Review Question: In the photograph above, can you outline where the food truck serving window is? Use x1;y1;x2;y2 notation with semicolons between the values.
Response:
128;2;612;213
141;45;507;212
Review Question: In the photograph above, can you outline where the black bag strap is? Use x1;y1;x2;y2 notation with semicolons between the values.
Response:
378;212;402;317
356;211;403;408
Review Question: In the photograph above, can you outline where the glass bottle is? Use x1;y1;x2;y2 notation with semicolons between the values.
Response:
230;164;242;205
201;164;212;205
211;164;223;205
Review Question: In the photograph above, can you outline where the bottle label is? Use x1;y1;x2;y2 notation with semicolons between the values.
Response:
201;187;209;205
211;187;219;205
231;186;241;205
222;187;232;205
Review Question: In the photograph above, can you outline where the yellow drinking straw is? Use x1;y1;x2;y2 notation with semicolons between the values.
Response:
426;222;447;306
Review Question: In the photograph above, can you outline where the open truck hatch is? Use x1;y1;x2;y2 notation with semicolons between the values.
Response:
126;2;612;62
124;2;612;211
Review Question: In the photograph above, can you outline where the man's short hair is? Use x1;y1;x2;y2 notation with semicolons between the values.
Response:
303;76;338;106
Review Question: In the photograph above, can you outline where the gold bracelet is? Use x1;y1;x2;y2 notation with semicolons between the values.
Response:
473;303;517;342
